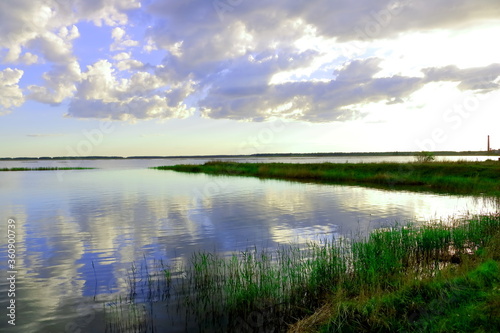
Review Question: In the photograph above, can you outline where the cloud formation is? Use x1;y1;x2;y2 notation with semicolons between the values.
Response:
66;60;194;120
0;68;24;113
0;0;140;63
199;57;500;122
1;0;500;122
423;64;500;92
200;57;425;122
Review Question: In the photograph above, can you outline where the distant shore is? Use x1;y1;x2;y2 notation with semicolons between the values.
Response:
1;150;498;160
0;167;95;172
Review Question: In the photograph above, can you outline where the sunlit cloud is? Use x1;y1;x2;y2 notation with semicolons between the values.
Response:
1;0;499;155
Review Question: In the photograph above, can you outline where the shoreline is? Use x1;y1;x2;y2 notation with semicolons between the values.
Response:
0;167;95;172
1;150;498;161
153;160;500;197
115;213;500;332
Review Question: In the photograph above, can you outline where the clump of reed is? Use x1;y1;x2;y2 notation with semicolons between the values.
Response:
109;214;500;332
104;300;149;333
294;214;500;332
103;258;173;333
153;161;500;196
169;214;498;331
0;167;94;171
178;241;349;331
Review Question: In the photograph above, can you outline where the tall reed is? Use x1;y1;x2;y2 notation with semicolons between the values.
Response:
109;214;500;332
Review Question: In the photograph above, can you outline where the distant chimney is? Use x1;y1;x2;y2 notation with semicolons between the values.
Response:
488;135;490;151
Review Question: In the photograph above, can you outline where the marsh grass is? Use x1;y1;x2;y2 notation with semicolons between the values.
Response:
317;259;500;333
103;259;173;333
184;241;350;329
106;214;500;332
0;167;94;171
293;215;500;332
105;300;149;333
153;161;500;196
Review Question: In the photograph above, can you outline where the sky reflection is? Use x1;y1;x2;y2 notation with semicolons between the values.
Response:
0;167;498;331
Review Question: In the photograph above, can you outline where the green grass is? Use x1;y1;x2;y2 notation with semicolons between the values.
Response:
317;260;500;333
0;167;94;171
317;260;500;332
292;215;500;332
124;214;500;332
152;161;500;196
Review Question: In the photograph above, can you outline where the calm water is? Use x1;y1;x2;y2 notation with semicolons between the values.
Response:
0;157;497;332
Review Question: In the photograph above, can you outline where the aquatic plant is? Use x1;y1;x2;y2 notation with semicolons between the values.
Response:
0;167;94;171
153;160;500;196
110;213;500;332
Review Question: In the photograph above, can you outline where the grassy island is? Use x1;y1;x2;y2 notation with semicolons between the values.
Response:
0;167;95;172
153;160;500;196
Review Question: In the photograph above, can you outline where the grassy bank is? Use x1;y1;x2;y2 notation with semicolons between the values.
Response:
120;214;500;332
0;167;94;172
153;160;500;196
293;215;500;333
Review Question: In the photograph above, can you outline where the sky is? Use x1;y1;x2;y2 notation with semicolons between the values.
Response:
1;0;500;157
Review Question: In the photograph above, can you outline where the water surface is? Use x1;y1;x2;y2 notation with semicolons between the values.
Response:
0;157;497;332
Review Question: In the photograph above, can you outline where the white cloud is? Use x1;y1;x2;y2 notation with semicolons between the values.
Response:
58;25;80;41
110;26;138;51
146;0;500;66
112;52;131;61
111;27;126;41
77;60;117;101
67;95;194;121
0;1;136;106
200;56;500;123
1;0;500;124
18;52;38;65
27;60;82;104
142;0;500;123
0;68;24;112
142;38;158;53
372;25;500;78
26;25;80;64
65;59;194;120
112;52;143;71
0;0;140;63
76;60;162;100
79;0;141;27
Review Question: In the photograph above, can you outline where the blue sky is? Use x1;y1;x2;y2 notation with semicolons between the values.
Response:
1;0;500;157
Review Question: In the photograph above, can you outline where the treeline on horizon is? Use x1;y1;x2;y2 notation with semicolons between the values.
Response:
0;150;497;161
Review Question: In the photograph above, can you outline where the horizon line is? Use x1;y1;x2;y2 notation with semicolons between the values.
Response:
0;150;497;160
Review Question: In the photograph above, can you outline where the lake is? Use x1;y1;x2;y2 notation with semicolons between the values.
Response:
0;156;498;332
